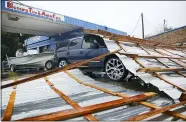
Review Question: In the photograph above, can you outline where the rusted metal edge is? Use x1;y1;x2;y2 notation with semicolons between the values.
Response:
127;101;186;121
65;70;186;120
18;92;156;121
44;77;98;121
1;49;121;89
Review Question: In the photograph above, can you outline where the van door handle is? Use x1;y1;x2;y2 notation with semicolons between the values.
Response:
67;52;69;55
80;51;83;54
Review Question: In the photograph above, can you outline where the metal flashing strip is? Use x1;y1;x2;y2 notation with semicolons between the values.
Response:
44;77;97;121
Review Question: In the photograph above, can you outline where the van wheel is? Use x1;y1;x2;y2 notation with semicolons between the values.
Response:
45;60;55;70
105;57;128;81
58;59;68;68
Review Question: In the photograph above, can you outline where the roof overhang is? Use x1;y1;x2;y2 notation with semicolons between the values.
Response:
2;1;81;36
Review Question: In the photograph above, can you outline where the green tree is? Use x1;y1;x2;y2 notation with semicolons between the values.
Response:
1;32;33;61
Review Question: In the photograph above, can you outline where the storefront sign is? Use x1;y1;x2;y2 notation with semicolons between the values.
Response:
5;1;64;22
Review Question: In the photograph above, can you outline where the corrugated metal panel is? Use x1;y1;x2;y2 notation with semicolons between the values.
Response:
2;33;186;121
64;16;127;36
1;69;173;121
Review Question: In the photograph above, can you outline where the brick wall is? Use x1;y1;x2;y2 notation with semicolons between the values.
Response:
148;26;186;45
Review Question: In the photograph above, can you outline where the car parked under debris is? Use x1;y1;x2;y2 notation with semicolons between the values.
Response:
46;33;129;81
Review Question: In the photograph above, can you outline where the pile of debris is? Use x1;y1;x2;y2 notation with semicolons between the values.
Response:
1;29;186;121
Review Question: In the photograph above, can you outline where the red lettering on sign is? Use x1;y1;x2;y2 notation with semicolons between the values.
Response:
53;14;55;18
6;1;62;21
7;1;13;8
28;8;32;13
22;8;25;12
42;11;45;16
38;11;41;15
25;9;28;13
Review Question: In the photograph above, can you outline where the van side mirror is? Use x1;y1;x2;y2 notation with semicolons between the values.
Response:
90;43;99;49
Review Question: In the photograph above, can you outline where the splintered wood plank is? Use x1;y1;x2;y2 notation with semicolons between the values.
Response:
2;79;17;121
1;49;121;89
44;77;98;121
128;101;186;121
18;92;156;121
65;70;186;120
2;91;16;121
137;67;186;73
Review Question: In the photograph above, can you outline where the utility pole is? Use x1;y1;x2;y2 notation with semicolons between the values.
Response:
141;13;144;39
163;19;167;32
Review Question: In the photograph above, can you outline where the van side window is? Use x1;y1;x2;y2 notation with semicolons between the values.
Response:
82;35;99;49
56;40;69;50
68;38;82;50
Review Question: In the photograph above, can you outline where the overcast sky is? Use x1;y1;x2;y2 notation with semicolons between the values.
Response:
22;1;186;38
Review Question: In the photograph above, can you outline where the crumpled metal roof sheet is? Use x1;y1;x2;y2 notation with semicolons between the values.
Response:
1;30;186;121
104;39;186;101
2;69;176;121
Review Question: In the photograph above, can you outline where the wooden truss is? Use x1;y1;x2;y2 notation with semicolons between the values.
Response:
2;29;186;121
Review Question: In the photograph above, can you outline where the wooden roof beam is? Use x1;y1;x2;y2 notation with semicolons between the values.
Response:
18;92;156;121
137;67;186;73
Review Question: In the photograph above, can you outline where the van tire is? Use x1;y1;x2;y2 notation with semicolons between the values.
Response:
105;57;128;81
58;59;68;68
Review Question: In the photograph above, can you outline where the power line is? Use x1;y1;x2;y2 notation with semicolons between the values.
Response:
143;15;157;33
129;15;141;36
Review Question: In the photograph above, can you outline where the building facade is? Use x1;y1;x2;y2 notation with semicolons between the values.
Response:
146;25;186;45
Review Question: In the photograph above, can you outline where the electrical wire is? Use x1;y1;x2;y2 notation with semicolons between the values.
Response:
143;15;157;33
129;15;141;36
